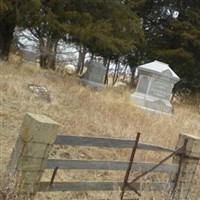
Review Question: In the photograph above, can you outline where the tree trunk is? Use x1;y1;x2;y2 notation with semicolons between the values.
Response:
40;54;48;69
39;38;47;68
77;45;87;75
103;58;110;84
46;39;58;70
0;22;15;61
122;64;128;81
39;37;58;69
130;67;136;88
112;62;120;85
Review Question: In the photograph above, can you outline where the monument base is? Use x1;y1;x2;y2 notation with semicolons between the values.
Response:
131;92;173;115
80;78;104;90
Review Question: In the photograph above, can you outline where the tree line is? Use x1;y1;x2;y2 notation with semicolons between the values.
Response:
0;0;199;91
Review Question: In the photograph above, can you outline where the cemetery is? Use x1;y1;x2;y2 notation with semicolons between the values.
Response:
1;1;200;199
1;57;200;200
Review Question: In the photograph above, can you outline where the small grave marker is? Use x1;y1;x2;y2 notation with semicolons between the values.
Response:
80;61;106;90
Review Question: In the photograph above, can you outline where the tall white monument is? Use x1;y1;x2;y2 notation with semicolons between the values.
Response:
130;60;180;114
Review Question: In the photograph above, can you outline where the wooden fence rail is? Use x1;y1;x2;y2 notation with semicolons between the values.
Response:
39;181;175;192
46;159;179;174
5;113;200;200
55;135;175;152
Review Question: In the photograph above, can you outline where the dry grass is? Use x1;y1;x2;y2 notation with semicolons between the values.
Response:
0;59;200;199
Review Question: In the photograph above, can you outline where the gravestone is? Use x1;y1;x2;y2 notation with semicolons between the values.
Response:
80;61;106;90
28;84;51;102
22;49;37;63
130;60;180;114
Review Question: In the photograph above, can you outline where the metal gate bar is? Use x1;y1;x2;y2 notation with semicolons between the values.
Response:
120;132;141;200
172;139;188;195
127;140;187;190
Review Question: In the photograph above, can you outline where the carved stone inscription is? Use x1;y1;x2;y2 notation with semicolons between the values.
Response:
90;68;105;83
146;100;171;113
83;61;106;84
149;80;171;99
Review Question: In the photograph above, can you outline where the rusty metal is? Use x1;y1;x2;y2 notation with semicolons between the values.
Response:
172;138;188;195
127;183;141;197
127;142;186;188
120;132;141;200
49;167;59;187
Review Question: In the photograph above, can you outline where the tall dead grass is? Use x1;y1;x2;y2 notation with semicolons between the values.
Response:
0;60;200;199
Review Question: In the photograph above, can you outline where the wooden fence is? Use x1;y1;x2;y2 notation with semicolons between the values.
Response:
5;113;200;200
40;135;178;194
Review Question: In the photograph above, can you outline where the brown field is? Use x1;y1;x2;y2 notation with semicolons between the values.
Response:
0;60;200;200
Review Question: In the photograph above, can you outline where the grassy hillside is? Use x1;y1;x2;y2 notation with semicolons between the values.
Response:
0;60;200;199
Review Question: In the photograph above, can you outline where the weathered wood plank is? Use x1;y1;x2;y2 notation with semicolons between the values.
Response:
46;159;178;174
39;181;174;192
55;135;174;152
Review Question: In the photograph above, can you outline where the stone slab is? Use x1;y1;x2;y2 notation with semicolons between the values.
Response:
80;78;104;90
80;61;106;90
138;60;180;81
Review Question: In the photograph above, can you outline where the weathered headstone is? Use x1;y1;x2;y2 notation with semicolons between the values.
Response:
130;60;180;114
22;49;37;63
28;84;51;102
80;61;106;90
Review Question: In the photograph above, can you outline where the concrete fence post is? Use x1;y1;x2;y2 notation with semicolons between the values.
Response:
171;133;200;200
6;113;59;199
